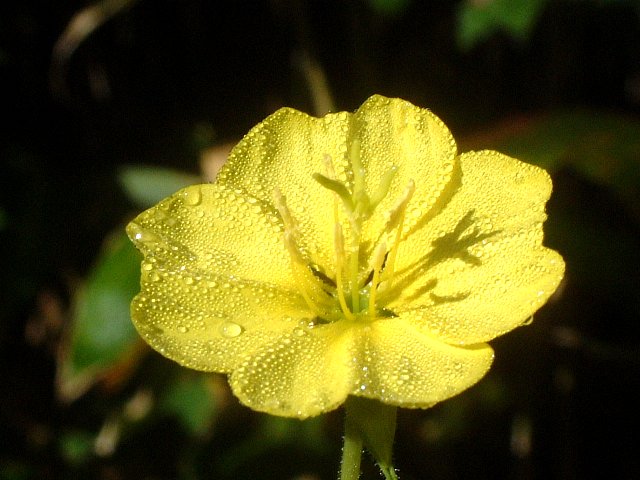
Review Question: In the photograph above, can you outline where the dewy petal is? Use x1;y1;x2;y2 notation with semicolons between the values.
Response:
216;95;457;265
229;322;357;419
391;151;565;344
128;183;295;289
130;273;304;372
345;96;458;244
352;319;494;407
127;183;309;371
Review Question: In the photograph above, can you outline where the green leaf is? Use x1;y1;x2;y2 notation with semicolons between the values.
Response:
158;373;217;436
456;0;549;50
58;231;142;401
118;165;198;208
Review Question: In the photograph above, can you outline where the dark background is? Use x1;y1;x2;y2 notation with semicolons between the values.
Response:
1;1;639;479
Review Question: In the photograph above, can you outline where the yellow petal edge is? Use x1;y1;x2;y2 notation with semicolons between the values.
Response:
127;95;565;418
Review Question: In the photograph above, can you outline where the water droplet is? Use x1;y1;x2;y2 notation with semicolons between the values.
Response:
293;327;306;337
220;321;244;338
177;325;189;333
129;223;160;246
184;187;202;206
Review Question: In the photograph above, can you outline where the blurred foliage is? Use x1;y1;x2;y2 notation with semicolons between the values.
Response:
456;0;640;49
1;0;639;479
158;373;217;436
57;231;141;401
118;166;199;209
456;0;550;49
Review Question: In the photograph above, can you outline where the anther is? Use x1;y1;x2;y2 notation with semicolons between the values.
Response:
273;188;295;231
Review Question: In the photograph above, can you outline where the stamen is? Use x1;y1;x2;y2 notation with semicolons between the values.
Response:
283;231;305;266
276;189;331;316
273;188;295;231
334;223;355;321
384;179;416;282
283;228;326;316
368;242;387;319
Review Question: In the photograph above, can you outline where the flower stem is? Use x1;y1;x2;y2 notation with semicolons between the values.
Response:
340;414;363;480
340;396;399;480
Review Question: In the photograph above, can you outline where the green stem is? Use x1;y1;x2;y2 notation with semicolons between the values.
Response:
340;396;399;480
340;410;363;480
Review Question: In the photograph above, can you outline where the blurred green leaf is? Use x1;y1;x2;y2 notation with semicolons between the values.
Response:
159;373;217;436
59;430;95;466
456;0;549;49
216;414;329;477
58;231;142;401
118;165;198;208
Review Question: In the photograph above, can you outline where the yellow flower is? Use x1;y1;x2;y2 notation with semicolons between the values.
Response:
127;95;564;419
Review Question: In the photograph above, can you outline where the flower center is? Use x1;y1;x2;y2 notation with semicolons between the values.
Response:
275;140;415;323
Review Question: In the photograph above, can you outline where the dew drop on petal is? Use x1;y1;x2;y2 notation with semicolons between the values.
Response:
219;321;244;338
183;187;202;206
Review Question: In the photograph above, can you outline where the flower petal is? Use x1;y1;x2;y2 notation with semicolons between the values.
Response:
389;151;565;343
130;270;306;372
229;323;357;418
353;319;494;407
127;183;312;371
216;95;457;266
127;183;295;289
